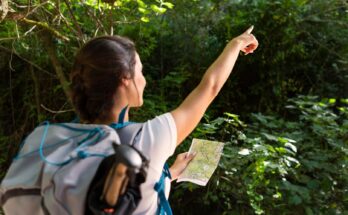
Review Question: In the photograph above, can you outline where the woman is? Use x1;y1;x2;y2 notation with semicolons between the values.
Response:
70;26;258;214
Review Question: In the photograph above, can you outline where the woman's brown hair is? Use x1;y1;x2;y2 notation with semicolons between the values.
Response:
70;36;136;123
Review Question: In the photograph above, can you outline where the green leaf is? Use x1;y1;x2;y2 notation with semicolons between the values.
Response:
261;133;278;142
138;7;147;14
137;0;146;7
285;156;300;166
140;16;149;22
329;98;336;104
162;2;174;9
273;191;282;199
284;142;297;153
150;4;166;14
238;148;251;155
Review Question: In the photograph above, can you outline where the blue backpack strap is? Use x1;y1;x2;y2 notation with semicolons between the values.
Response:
163;163;172;180
154;163;173;215
38;122;107;166
15;121;109;165
118;105;129;124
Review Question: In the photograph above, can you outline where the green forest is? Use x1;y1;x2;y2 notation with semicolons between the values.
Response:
0;0;347;214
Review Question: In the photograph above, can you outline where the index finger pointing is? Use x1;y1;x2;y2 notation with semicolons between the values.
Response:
246;25;254;34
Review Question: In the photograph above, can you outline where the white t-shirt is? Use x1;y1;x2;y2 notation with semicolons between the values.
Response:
132;113;177;215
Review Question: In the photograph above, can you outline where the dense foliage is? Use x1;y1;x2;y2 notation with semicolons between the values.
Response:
0;0;347;214
170;96;348;214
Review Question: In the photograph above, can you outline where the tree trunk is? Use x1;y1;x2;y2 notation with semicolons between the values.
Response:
39;31;72;105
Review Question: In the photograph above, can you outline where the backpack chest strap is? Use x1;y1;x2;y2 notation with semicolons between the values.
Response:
154;163;173;215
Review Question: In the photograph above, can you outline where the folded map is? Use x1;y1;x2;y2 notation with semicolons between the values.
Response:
177;138;224;186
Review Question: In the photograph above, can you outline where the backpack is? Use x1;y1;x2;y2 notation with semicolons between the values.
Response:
0;121;149;215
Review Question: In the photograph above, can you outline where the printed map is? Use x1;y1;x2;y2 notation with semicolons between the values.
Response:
177;138;224;186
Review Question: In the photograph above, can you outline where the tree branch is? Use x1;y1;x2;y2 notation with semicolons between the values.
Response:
0;44;56;77
29;64;41;121
62;0;84;43
39;31;72;104
20;17;70;41
83;4;108;35
52;3;81;42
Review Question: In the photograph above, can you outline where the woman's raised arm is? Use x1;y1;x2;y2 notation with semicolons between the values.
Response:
171;26;258;146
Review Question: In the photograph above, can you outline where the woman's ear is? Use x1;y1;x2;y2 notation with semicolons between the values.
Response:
121;78;130;87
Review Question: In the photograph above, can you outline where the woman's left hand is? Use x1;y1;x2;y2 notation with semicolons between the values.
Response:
169;152;196;181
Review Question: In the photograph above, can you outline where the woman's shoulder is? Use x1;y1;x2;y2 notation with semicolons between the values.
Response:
142;113;176;141
135;113;177;169
145;113;175;128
